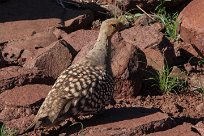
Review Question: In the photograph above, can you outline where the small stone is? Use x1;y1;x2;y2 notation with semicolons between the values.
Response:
196;103;204;113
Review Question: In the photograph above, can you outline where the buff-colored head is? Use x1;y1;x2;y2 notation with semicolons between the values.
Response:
99;18;127;37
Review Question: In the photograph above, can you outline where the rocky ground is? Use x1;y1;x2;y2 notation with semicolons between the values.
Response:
0;0;204;136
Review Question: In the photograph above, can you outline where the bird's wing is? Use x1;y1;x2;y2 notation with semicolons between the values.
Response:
36;64;101;123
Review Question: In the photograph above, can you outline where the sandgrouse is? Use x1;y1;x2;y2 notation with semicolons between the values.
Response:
20;18;126;134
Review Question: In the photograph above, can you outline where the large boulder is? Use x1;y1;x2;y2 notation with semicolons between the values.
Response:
24;40;75;79
179;0;204;55
2;31;58;66
121;21;176;82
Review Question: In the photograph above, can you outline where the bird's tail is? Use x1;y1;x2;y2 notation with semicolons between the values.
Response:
18;121;42;135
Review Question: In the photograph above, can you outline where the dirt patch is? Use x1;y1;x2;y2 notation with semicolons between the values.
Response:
134;92;204;118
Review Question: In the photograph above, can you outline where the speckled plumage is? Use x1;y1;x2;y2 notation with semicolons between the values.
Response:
20;18;126;134
37;63;114;121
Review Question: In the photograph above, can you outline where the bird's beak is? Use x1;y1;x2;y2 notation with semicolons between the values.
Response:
119;22;130;32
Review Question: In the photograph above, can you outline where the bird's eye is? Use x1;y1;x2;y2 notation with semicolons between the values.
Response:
111;24;117;27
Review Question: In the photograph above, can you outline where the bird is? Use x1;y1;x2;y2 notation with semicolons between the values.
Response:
19;18;127;135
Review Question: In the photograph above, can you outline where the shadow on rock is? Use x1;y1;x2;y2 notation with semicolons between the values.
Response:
60;107;162;135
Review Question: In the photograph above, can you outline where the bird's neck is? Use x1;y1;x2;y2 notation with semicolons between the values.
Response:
81;33;112;70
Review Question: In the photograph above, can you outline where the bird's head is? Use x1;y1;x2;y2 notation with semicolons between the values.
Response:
100;18;128;37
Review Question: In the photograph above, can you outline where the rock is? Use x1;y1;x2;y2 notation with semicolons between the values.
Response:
169;66;188;80
0;0;63;42
63;29;99;52
0;49;6;68
174;42;199;65
161;103;183;115
148;123;198;136
104;4;123;17
69;108;172;135
0;66;52;92
196;103;204;113
4;115;35;132
121;22;176;78
192;121;204;136
0;84;51;128
24;40;75;79
121;22;164;50
174;42;194;57
0;84;51;107
179;0;204;55
2;31;57;66
64;10;94;33
0;0;94;43
173;42;204;75
188;74;204;91
111;36;144;98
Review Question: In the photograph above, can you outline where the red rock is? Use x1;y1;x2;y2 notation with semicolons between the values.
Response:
147;123;199;136
0;0;63;42
4;115;35;132
196;103;204;113
24;40;73;79
174;42;199;60
144;45;176;73
189;74;204;91
173;42;204;74
64;10;94;33
179;0;204;54
63;29;98;52
0;84;51;123
121;22;164;50
70;109;170;136
0;66;49;92
193;121;204;136
0;0;93;42
0;50;5;68
122;22;176;74
0;84;51;107
2;31;57;66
